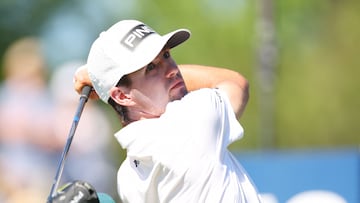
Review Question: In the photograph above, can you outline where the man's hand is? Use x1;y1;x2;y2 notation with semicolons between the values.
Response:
73;65;99;100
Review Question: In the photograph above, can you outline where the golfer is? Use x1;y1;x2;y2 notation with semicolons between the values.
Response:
74;19;262;203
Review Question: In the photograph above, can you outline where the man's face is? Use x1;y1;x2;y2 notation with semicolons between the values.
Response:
125;48;188;117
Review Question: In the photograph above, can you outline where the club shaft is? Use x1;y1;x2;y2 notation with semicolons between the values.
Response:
47;86;92;202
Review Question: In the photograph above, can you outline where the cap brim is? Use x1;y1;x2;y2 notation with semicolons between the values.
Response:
164;29;191;49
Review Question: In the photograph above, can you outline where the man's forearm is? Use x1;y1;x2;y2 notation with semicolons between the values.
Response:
179;64;249;118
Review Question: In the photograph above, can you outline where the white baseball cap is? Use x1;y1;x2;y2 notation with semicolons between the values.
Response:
86;19;191;103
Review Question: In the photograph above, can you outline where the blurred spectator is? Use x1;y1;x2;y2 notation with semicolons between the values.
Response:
0;38;117;202
0;37;56;202
49;60;117;195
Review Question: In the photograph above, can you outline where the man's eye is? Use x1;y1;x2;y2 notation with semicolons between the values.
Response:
146;63;156;72
163;51;170;59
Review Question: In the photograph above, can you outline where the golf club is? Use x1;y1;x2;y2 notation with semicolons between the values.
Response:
47;85;92;203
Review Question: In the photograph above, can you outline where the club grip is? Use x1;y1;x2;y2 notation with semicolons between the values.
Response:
81;85;92;100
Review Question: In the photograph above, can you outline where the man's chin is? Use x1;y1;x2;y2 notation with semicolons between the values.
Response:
170;87;188;101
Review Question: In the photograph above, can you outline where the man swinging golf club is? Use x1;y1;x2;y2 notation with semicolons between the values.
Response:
73;19;262;203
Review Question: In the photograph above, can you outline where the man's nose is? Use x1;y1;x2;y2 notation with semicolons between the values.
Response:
165;62;179;78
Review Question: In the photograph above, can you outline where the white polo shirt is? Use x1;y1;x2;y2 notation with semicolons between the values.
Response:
115;88;262;203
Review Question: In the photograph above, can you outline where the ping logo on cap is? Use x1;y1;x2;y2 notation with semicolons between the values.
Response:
121;24;155;51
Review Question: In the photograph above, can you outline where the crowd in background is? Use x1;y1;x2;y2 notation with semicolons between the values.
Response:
0;37;118;203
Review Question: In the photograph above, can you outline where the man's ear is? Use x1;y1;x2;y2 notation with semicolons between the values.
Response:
109;87;134;106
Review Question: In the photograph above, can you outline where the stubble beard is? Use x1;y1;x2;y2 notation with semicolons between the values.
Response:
170;86;188;102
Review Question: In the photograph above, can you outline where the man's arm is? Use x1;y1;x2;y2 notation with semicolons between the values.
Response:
73;64;249;118
179;64;249;118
